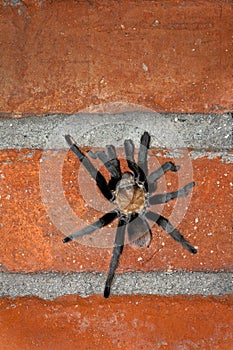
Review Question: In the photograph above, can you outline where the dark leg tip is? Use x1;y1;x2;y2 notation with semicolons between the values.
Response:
186;181;195;189
65;135;78;150
141;131;150;144
62;236;72;243
183;181;195;194
104;286;110;298
168;162;180;172
64;134;72;146
189;246;197;254
174;165;180;171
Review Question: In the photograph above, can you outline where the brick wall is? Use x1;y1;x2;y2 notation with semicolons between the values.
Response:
0;1;232;349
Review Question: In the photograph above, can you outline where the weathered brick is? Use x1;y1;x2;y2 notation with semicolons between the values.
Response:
0;0;232;115
1;149;232;273
0;295;232;350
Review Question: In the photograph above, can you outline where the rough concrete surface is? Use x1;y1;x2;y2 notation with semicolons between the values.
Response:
0;112;232;150
1;272;232;299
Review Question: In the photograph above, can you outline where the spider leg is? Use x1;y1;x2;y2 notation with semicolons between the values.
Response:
105;145;122;190
138;131;150;177
124;139;139;176
89;150;118;178
62;209;119;243
145;211;197;254
148;161;180;193
94;145;122;191
106;145;122;177
124;139;148;189
149;182;195;205
127;214;152;248
65;135;113;201
104;217;126;298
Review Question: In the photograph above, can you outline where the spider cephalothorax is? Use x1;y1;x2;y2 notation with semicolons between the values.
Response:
63;132;197;298
114;172;147;214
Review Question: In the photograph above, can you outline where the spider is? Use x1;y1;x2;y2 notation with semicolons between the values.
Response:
63;132;197;298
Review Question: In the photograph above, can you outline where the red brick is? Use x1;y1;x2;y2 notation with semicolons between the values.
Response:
1;149;232;273
1;295;232;350
0;0;232;115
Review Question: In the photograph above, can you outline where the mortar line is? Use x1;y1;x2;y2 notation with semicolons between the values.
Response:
0;271;232;299
0;112;232;150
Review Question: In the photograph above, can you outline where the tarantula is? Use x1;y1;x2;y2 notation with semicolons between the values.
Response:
63;132;197;298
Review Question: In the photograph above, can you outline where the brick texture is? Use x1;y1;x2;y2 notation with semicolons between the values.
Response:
1;295;233;350
1;1;232;348
1;149;232;273
0;0;232;116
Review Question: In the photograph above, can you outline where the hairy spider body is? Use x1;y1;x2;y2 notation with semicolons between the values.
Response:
114;173;146;214
63;132;197;298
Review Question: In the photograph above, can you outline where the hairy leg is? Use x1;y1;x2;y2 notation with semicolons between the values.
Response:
63;210;119;243
149;182;195;205
145;211;197;254
104;218;126;298
124;139;138;176
148;161;180;193
93;145;122;191
105;145;122;190
138;131;150;177
124;139;148;189
105;145;122;177
65;135;113;201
